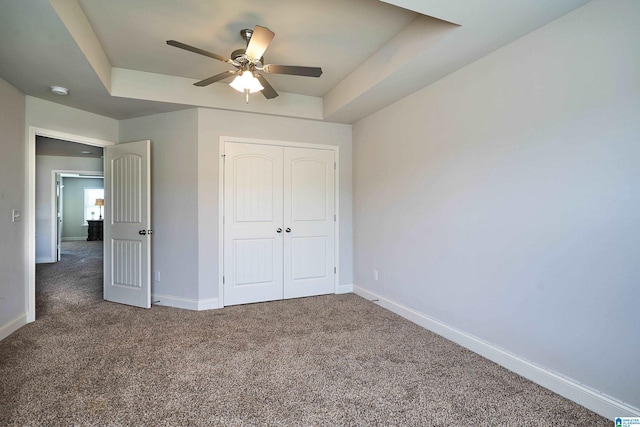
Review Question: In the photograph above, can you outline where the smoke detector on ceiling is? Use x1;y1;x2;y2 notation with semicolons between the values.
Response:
50;86;69;96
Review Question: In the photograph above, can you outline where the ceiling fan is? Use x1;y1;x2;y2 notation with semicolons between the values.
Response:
167;25;322;103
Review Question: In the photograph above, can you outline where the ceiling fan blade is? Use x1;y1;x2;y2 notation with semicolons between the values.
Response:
255;74;278;99
263;64;322;77
245;25;275;60
167;40;232;64
194;70;237;87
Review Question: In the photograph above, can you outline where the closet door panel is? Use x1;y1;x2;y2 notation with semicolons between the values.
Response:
283;147;335;299
223;143;284;306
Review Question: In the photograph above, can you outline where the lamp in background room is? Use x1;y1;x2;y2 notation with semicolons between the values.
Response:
95;198;104;220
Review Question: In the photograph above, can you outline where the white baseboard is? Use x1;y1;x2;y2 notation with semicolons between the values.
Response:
0;313;27;341
36;257;55;264
197;298;220;310
62;237;87;242
353;285;639;420
152;293;220;311
335;283;353;294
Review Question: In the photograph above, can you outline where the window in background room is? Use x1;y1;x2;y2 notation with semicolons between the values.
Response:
84;188;105;223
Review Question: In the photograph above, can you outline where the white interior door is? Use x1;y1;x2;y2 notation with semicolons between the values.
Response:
103;140;151;308
283;147;335;299
223;142;284;306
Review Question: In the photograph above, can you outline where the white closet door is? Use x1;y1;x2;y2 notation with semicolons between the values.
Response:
283;147;335;299
223;143;284;306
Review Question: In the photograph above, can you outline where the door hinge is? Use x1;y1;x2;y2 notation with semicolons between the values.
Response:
334;162;336;170
223;215;225;224
334;267;337;274
334;214;336;222
222;276;225;284
222;154;226;163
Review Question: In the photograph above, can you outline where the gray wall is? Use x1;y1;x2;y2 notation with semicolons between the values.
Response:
119;109;200;300
61;177;104;240
0;77;26;336
119;108;353;305
352;0;639;410
26;96;119;142
197;108;353;302
35;156;104;262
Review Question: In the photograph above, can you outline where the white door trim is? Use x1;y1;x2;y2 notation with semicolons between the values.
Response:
218;136;340;308
27;126;114;323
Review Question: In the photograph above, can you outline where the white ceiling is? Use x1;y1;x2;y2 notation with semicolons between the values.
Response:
79;0;417;98
0;0;591;123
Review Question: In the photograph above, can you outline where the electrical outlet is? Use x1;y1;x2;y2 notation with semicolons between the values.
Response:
154;271;160;282
373;269;379;281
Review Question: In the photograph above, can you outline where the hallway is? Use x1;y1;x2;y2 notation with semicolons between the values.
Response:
36;241;103;319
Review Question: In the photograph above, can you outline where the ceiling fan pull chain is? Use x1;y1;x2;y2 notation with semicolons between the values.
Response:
245;88;250;104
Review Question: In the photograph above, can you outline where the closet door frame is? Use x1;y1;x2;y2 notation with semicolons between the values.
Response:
218;136;340;308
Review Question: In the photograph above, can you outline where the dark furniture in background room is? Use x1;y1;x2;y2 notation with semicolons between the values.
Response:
87;220;103;241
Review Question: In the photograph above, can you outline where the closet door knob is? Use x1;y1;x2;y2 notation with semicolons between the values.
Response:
285;228;291;233
276;228;282;233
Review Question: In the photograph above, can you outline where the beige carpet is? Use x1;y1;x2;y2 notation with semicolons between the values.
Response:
0;241;609;426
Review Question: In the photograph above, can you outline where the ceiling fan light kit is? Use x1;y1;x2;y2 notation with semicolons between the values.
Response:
230;70;264;103
167;25;322;103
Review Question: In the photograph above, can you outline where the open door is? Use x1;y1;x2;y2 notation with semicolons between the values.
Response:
103;140;151;308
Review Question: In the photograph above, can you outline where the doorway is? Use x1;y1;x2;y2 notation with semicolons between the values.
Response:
36;136;104;263
55;173;105;260
27;127;114;322
35;138;105;321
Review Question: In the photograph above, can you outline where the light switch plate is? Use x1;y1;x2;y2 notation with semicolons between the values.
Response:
12;209;21;222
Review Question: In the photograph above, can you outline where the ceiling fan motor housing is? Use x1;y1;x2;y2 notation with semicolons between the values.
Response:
231;49;246;62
